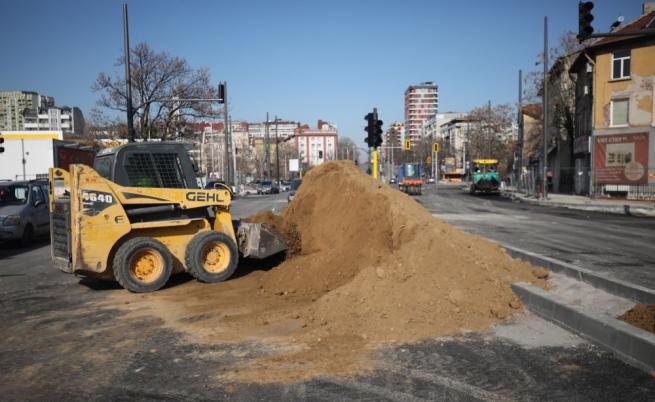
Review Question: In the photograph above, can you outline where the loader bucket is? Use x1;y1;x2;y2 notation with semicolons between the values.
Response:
236;222;286;259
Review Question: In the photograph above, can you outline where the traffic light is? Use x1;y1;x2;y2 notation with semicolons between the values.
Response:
373;116;383;148
577;1;594;42
364;112;375;147
218;83;226;104
318;150;323;159
364;110;383;148
0;132;4;153
404;139;412;150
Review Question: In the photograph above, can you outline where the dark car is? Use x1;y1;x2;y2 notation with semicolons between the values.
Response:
287;178;302;203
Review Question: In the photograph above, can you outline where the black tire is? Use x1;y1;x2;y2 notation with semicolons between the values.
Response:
185;231;239;283
113;237;173;293
21;224;34;244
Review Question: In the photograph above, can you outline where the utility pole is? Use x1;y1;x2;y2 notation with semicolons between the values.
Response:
122;4;135;143
222;81;231;184
230;114;237;187
264;112;271;180
517;69;523;190
542;16;549;199
275;116;280;186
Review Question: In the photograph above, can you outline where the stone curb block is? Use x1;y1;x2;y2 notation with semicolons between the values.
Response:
512;282;655;375
502;245;655;305
504;193;655;217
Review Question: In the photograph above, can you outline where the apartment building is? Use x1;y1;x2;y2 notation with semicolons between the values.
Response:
404;82;439;142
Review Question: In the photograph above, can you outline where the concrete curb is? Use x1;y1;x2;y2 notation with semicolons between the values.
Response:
512;283;655;375
502;244;655;305
504;193;655;218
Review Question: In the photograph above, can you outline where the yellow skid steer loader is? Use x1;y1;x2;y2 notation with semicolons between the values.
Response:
48;143;285;293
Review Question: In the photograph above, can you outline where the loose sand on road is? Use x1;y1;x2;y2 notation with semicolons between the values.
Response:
108;161;546;382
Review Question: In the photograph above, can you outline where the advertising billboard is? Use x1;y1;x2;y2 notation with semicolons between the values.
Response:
593;132;649;184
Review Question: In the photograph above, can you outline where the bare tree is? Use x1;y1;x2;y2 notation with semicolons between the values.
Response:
466;103;517;175
92;43;219;140
337;137;359;161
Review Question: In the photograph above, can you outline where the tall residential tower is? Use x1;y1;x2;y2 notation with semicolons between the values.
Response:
404;82;438;142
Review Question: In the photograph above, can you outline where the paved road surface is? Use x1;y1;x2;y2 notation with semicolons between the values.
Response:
1;192;654;400
419;184;655;291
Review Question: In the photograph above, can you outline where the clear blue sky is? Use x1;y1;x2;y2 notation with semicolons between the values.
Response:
1;0;646;142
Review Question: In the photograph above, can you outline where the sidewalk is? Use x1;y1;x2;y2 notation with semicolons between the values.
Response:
504;189;655;217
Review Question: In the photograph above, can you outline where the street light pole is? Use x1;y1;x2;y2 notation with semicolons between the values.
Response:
542;16;549;199
275;116;280;186
122;4;135;143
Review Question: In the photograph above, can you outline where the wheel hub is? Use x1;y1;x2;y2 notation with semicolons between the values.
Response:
130;249;164;283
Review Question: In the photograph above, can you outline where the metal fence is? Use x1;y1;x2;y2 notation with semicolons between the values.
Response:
511;167;655;201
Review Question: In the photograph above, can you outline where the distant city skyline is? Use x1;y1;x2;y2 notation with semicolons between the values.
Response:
1;0;646;142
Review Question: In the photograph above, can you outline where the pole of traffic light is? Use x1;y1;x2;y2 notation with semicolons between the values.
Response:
373;108;379;181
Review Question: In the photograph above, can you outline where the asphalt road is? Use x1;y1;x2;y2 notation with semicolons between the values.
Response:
1;191;654;401
419;184;655;292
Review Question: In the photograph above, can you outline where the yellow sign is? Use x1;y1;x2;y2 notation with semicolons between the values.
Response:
426;156;432;164
433;143;439;153
404;139;411;150
473;159;498;164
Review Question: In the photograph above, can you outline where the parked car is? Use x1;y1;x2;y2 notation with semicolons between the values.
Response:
389;177;397;184
427;177;435;184
0;180;50;243
258;180;274;194
240;185;258;196
287;178;302;203
279;181;291;192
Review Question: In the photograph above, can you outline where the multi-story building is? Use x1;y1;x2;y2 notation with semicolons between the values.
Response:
294;120;338;167
421;112;466;140
440;117;480;175
404;82;439;142
248;119;298;140
383;121;404;147
0;91;84;136
569;3;655;199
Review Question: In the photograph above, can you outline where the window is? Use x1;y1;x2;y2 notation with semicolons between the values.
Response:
610;99;629;127
611;49;630;80
31;185;45;205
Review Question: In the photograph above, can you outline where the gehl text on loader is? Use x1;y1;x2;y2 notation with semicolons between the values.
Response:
48;142;286;293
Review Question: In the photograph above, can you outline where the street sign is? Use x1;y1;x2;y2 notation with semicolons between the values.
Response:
289;158;299;172
426;156;432;164
432;143;439;153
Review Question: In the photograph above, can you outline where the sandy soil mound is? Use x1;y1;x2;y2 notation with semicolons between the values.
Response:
108;161;545;383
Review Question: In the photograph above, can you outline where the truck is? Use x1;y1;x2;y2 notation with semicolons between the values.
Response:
397;163;423;195
0;131;95;180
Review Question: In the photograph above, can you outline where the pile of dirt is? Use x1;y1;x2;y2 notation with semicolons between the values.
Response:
108;161;546;383
618;304;655;333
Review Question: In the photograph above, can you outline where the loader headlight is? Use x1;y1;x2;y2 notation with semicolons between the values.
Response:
2;215;20;226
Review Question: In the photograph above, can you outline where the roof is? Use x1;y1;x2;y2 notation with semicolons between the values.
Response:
590;11;655;48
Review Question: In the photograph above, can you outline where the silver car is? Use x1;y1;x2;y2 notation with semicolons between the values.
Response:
0;180;50;243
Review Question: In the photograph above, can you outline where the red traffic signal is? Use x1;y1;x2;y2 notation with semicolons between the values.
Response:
577;1;594;42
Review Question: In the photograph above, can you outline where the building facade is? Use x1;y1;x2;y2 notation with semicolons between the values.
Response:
421;112;466;140
576;6;655;199
0;91;84;136
294;120;338;167
404;82;439;142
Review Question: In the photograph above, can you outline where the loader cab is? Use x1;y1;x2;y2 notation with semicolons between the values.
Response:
94;142;199;189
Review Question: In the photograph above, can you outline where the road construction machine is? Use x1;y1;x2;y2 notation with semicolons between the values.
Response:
469;159;502;195
48;142;285;293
